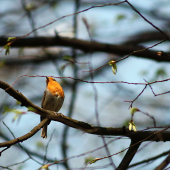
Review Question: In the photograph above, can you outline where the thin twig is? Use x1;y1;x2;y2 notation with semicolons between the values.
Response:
125;85;147;108
43;129;56;164
125;0;170;41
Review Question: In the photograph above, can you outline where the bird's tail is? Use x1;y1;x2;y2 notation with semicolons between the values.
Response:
41;125;47;139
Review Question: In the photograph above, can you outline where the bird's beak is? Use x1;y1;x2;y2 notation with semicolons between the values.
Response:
46;77;49;84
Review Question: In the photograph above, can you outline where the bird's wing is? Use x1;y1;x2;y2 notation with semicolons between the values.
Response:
41;90;46;108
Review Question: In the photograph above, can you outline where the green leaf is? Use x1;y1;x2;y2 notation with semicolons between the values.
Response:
157;51;163;56
129;120;137;132
85;156;95;164
4;37;16;55
112;65;117;75
3;106;10;114
108;60;115;65
16;100;21;105
25;4;35;11
7;37;16;42
156;68;167;78
11;109;23;114
28;106;36;112
40;164;49;170
130;107;140;115
3;106;26;121
115;14;126;22
4;44;10;55
109;60;117;75
129;122;132;131
63;55;75;62
89;158;100;164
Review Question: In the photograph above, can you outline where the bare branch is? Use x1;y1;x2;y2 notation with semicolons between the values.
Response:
125;0;170;41
154;152;170;170
1;79;170;150
0;119;48;148
129;150;170;169
117;139;141;170
0;36;170;62
125;85;147;108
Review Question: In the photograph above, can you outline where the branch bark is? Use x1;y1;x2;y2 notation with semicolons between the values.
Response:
154;152;170;170
129;150;170;169
1;79;170;149
0;119;48;148
0;130;61;163
0;36;170;62
117;140;141;170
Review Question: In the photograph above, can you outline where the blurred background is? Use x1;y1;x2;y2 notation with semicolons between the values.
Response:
1;0;170;169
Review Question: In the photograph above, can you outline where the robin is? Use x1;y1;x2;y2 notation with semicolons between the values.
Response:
41;77;65;139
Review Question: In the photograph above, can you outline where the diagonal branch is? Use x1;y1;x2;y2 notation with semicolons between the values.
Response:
154;152;170;170
0;131;63;164
125;0;170;41
1;80;170;149
129;150;170;169
117;139;141;170
0;118;48;148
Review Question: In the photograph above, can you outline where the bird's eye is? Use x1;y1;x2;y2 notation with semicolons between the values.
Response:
53;79;56;81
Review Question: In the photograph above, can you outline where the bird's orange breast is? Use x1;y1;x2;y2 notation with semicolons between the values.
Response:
47;80;65;99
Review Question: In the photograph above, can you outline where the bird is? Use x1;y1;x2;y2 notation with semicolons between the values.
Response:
41;77;65;139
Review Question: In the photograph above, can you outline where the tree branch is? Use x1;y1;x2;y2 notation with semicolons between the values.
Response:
1;80;170;149
0;130;61;163
0;118;48;148
0;55;61;65
117;139;141;170
128;150;170;169
0;36;170;62
154;152;170;170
